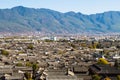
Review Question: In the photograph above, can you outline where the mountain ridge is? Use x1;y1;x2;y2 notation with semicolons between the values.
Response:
0;6;120;34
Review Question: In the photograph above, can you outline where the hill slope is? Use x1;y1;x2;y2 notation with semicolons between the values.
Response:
0;6;120;34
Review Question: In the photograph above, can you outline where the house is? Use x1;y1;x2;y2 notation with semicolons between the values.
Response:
71;65;92;80
0;69;13;75
14;66;33;73
89;64;120;79
43;68;78;80
46;75;78;80
5;73;24;80
0;74;5;80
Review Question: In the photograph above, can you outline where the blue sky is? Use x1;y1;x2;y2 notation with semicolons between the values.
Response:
0;0;120;14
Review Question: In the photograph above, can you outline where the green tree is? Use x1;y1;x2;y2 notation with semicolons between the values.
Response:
32;63;39;79
27;44;34;50
117;75;120;80
16;62;23;66
44;39;53;42
91;42;98;49
24;72;32;80
92;74;101;80
81;43;87;47
96;42;102;48
68;43;76;48
114;59;120;69
1;50;9;56
26;62;32;67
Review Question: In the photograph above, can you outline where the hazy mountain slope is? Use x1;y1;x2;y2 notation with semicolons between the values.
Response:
0;6;120;34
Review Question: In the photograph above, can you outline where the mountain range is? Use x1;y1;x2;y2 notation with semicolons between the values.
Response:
0;6;120;34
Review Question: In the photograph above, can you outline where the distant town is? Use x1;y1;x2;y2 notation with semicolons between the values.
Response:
0;34;120;80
